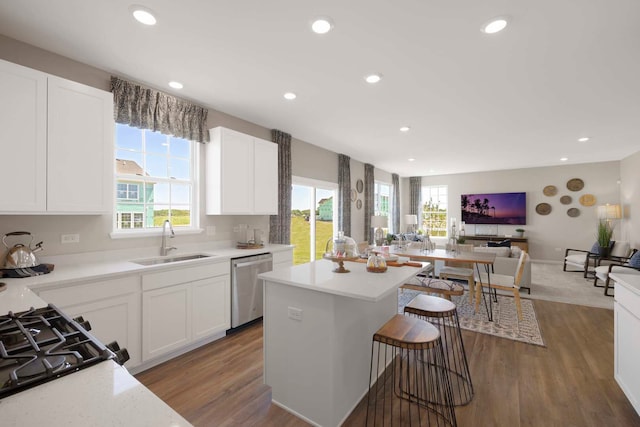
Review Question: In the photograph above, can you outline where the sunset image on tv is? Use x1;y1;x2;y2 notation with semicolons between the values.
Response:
461;192;527;225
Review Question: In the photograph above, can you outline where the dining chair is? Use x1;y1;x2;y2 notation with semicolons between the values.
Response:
439;243;475;303
474;251;529;320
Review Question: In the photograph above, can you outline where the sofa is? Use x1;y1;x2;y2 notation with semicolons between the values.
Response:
472;246;532;290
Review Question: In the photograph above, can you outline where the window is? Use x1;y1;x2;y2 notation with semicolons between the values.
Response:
421;185;448;237
374;181;392;233
114;124;197;232
290;177;338;265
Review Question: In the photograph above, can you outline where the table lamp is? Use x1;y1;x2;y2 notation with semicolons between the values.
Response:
404;214;417;234
372;215;388;246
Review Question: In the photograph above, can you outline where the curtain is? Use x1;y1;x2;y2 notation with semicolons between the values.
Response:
338;154;351;237
392;173;400;234
269;129;292;244
111;76;209;143
410;176;422;225
364;163;375;243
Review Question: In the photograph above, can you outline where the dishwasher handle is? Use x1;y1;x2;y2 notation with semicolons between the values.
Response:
234;258;272;269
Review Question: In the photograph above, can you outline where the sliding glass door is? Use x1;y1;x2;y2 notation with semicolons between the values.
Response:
291;177;337;265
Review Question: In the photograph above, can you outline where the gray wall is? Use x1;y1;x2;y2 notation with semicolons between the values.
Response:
402;161;624;261
620;150;640;248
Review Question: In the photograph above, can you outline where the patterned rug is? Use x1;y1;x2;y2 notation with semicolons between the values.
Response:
398;289;545;347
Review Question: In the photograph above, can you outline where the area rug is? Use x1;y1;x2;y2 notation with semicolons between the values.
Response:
398;289;546;347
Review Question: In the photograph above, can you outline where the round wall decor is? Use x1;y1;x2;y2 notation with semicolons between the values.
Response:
560;195;572;205
536;203;552;215
356;199;363;210
350;189;357;202
356;179;364;193
543;185;557;196
579;194;596;206
566;178;584;192
567;207;580;217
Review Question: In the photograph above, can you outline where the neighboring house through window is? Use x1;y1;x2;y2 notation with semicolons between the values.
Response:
114;123;196;232
421;185;448;237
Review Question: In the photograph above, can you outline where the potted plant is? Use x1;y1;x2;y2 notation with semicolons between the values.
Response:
515;228;525;238
596;220;614;257
457;236;466;244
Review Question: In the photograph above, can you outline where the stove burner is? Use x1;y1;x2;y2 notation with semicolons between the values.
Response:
17;355;67;378
0;328;40;347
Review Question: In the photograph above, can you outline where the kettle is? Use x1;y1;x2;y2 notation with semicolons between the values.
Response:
2;231;44;269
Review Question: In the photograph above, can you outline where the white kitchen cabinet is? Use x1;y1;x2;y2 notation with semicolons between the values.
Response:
36;275;142;368
141;262;230;362
614;279;640;416
206;126;278;215
0;59;113;214
272;248;294;270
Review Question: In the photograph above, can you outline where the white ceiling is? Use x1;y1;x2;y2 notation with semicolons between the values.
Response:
1;0;639;177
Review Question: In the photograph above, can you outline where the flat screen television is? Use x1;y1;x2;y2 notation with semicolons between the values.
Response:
461;192;526;225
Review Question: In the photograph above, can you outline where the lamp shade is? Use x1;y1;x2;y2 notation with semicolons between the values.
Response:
597;204;621;220
404;214;417;225
372;215;388;228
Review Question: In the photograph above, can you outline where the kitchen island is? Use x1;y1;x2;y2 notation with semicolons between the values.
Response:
259;259;429;427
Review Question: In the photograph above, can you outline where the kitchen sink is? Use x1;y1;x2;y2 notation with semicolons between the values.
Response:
132;254;214;266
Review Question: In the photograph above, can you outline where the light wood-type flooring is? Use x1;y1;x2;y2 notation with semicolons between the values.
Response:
136;299;640;426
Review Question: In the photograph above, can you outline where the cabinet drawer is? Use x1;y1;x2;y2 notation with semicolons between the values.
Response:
37;275;140;307
615;283;640;318
272;250;293;265
142;261;229;291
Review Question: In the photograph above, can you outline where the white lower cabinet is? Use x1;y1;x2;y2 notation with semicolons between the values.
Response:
141;262;230;363
36;276;142;368
614;282;640;415
272;248;293;270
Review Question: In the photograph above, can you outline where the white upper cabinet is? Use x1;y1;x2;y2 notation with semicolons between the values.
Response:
0;59;114;214
206;126;278;215
0;59;47;212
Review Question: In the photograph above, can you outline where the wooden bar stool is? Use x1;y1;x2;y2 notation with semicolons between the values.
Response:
366;314;457;426
404;294;474;406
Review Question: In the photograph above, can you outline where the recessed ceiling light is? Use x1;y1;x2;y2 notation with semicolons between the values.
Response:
131;5;157;25
408;158;416;162
481;17;508;34
311;17;333;34
283;92;297;100
168;81;183;89
560;157;568;162
578;137;590;142
400;126;411;132
365;74;382;84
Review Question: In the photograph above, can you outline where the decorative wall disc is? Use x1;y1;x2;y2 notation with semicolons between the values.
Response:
356;179;364;193
543;185;557;196
356;199;362;210
350;189;357;202
566;178;584;192
536;203;552;215
567;208;580;217
579;194;596;206
560;195;572;205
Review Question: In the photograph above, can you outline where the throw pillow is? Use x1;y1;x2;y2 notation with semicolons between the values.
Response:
488;239;511;248
590;241;615;255
628;251;640;268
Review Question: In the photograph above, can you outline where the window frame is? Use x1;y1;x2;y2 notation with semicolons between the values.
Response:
111;124;201;239
421;185;449;238
374;180;392;234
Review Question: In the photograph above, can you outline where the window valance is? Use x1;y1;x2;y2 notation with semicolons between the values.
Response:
110;76;209;143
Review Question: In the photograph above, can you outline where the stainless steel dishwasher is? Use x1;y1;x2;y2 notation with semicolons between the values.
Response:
231;253;273;328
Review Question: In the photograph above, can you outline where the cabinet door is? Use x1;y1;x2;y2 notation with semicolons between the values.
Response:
220;128;254;214
254;138;278;214
142;283;191;361
192;276;230;340
0;59;47;212
615;300;640;414
62;293;142;368
47;76;114;213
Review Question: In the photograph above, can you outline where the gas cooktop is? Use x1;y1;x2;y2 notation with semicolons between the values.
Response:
0;304;129;399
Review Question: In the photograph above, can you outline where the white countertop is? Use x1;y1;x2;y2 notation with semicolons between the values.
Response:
0;242;292;425
259;259;430;302
1;361;191;427
610;273;640;297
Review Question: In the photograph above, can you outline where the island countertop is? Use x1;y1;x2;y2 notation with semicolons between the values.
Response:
258;258;430;302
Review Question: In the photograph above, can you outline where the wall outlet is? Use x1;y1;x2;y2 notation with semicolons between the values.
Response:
288;306;303;321
61;234;80;244
206;226;216;236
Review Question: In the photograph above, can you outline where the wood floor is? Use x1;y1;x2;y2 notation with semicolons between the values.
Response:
135;300;640;426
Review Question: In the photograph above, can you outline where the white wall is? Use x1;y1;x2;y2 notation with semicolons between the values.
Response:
620;150;640;248
402;161;623;261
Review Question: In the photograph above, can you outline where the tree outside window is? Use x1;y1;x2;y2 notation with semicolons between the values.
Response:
421;185;448;237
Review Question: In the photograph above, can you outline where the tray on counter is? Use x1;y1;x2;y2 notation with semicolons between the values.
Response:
236;242;265;249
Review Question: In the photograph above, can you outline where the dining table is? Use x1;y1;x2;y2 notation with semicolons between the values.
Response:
388;247;498;321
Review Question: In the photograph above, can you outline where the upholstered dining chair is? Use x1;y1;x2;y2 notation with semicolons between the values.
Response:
593;249;640;296
474;251;529;320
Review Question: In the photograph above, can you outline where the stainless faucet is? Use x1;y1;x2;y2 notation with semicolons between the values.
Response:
161;219;177;256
